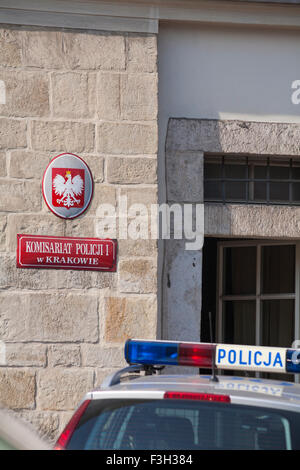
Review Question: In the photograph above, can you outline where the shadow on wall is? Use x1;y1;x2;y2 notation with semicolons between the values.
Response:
162;117;300;343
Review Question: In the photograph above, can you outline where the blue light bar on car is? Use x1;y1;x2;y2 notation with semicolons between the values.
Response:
124;339;300;374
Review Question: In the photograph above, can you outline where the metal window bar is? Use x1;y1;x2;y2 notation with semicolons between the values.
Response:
204;156;300;205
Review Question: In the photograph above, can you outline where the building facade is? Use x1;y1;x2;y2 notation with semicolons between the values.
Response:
0;0;300;441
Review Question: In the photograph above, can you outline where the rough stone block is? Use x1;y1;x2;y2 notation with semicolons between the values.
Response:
0;369;35;409
0;29;22;67
9;151;52;179
121;73;157;121
89;184;117;215
81;345;125;368
63;32;125;70
118;239;157;258
7;214;65;252
51;72;95;119
97;72;120;120
126;35;157;73
167;151;204;202
37;369;94;410
0;118;27;149
106;156;157;184
0;70;49;117
31;120;95;153
119;258;157;293
0;215;6;251
22;30;65;69
47;345;81;368
94;368;120;388
20;411;60;443
0;152;6;176
97;122;157;155
120;186;157;210
5;343;47;367
104;295;157;343
0;292;99;343
0;180;41;212
81;155;104;183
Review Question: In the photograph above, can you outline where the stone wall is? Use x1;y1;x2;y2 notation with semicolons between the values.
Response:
0;25;158;442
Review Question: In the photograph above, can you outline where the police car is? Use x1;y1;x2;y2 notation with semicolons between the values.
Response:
54;340;300;450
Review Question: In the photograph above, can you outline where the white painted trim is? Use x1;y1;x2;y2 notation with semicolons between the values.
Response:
1;0;300;33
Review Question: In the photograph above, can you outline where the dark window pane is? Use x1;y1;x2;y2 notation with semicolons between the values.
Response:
224;246;256;295
225;164;246;179
204;163;222;179
253;181;267;201
261;245;295;294
224;301;256;345
254;166;267;179
204;181;222;200
291;166;300;180
261;299;294;381
270;166;289;180
292;183;300;202
269;182;289;202
225;182;246;200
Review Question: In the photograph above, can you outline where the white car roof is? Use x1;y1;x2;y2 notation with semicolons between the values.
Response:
87;373;300;413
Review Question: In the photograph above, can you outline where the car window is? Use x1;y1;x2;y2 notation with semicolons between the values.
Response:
66;399;300;450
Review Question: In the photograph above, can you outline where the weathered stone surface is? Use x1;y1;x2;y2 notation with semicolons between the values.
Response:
163;239;202;343
52;72;95;118
7;214;64;252
20;411;59;443
82;155;104;183
97;122;157;155
0;118;27;149
81;345;125;368
47;345;81;368
0;152;6;176
119;258;157;293
97;72;120;120
121;73;157;120
205;203;300;239
9;151;52;179
22;30;65;69
104;295;157;343
126;35;157;73
31;120;95;153
63;32;125;70
118;239;157;258
166;118;300;155
0;369;35;409
94;368;120;388
167;151;203;202
120;186;157;210
0;292;99;342
0;215;6;251
107;156;157;184
0;180;41;212
0;70;49;117
37;369;94;410
89;184;117;215
0;29;22;67
55;268;116;290
5;343;47;367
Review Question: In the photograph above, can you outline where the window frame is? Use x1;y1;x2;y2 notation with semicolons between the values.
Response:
204;155;300;205
216;239;300;383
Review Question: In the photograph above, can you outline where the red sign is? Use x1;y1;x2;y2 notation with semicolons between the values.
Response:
17;235;117;272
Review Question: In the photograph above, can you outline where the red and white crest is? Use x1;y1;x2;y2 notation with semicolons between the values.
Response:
52;168;85;209
43;154;93;219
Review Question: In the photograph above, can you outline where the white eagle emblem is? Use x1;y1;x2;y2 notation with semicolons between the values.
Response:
53;170;84;208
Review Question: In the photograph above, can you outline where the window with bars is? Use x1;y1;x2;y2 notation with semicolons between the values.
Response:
204;155;300;205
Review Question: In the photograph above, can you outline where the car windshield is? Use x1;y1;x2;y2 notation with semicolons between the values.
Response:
66;399;300;450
